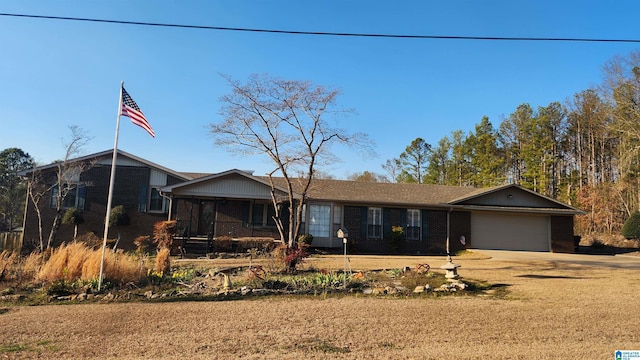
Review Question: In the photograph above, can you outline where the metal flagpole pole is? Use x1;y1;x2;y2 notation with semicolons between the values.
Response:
98;81;124;291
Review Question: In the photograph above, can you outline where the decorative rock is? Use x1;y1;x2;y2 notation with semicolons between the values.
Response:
413;286;425;293
424;284;432;292
395;286;408;293
144;290;154;299
240;286;252;296
385;286;397;294
372;287;387;295
362;288;373;295
453;282;467;290
252;289;271;296
102;292;115;301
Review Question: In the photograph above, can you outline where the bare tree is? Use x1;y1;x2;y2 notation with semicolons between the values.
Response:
381;158;401;183
211;74;371;249
25;168;48;252
46;126;93;248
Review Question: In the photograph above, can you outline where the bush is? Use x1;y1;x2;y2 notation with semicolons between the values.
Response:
622;211;640;240
272;243;308;273
134;235;153;255
155;247;171;275
387;226;404;250
153;220;176;249
297;233;313;247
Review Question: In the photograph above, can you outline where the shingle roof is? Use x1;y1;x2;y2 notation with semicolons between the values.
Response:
263;177;479;207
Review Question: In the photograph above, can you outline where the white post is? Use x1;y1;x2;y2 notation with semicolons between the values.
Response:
343;237;347;288
98;81;124;291
446;208;452;263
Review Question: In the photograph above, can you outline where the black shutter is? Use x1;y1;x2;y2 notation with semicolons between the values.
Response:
421;209;430;241
242;201;250;228
77;185;86;210
383;208;391;238
360;207;368;239
138;184;148;212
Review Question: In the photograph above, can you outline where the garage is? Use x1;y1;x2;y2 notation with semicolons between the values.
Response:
471;212;550;251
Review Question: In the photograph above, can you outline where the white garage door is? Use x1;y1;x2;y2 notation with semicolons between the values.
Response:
471;213;550;251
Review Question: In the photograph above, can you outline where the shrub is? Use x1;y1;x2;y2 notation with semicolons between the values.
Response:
134;235;153;255
61;208;84;238
273;243;308;273
213;236;234;252
153;220;176;249
155;247;171;275
386;226;404;250
622;211;640;240
297;233;313;247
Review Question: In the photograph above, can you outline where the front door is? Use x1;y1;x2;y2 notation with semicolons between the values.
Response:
198;201;216;236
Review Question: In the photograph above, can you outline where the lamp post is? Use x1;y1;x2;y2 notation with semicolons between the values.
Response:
337;228;348;288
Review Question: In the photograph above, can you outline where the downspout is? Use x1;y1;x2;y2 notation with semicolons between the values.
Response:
159;190;172;221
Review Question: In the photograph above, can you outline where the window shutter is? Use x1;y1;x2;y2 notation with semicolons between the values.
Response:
77;185;86;210
360;207;368;239
383;208;391;238
242;201;250;227
421;210;430;241
138;184;148;212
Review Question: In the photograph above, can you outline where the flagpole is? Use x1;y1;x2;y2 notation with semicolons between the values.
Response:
98;81;124;291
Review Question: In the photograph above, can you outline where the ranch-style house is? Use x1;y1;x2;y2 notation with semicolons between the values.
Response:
19;149;584;254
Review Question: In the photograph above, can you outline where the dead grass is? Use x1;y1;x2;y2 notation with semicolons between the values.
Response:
35;242;144;284
2;252;640;359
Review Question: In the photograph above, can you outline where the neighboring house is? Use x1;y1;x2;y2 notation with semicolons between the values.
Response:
161;169;585;254
20;150;585;254
20;150;191;251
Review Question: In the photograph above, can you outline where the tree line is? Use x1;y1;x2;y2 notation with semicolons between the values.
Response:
372;51;640;236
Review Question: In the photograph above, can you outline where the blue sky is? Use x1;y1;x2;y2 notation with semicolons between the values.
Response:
1;1;639;178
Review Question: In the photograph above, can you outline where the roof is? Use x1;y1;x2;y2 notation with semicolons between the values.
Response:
19;149;193;182
265;177;479;207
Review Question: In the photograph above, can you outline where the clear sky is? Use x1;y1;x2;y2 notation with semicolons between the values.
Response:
1;1;639;179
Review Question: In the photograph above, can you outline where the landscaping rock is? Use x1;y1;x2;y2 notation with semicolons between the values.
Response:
413;286;425;293
240;286;252;296
144;290;154;299
251;289;271;296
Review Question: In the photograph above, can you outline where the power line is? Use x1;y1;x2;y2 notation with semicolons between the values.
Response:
2;12;640;43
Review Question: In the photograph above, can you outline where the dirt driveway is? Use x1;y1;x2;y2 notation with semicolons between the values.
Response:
2;251;639;359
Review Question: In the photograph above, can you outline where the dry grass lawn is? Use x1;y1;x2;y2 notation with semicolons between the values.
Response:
2;252;639;359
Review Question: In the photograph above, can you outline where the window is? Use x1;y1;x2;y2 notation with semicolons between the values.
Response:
50;184;86;210
251;202;277;227
407;209;421;240
308;204;331;238
149;187;168;213
367;207;382;238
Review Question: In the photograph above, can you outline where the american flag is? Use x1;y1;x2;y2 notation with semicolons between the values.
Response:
120;87;155;138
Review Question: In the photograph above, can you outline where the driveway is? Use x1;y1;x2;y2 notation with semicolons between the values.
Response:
473;249;640;269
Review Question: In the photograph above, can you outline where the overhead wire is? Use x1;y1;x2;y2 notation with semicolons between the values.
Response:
1;12;640;43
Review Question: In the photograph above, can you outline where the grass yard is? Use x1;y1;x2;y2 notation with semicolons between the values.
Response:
1;252;639;359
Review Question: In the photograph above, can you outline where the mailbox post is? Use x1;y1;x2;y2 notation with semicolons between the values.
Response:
337;228;348;288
